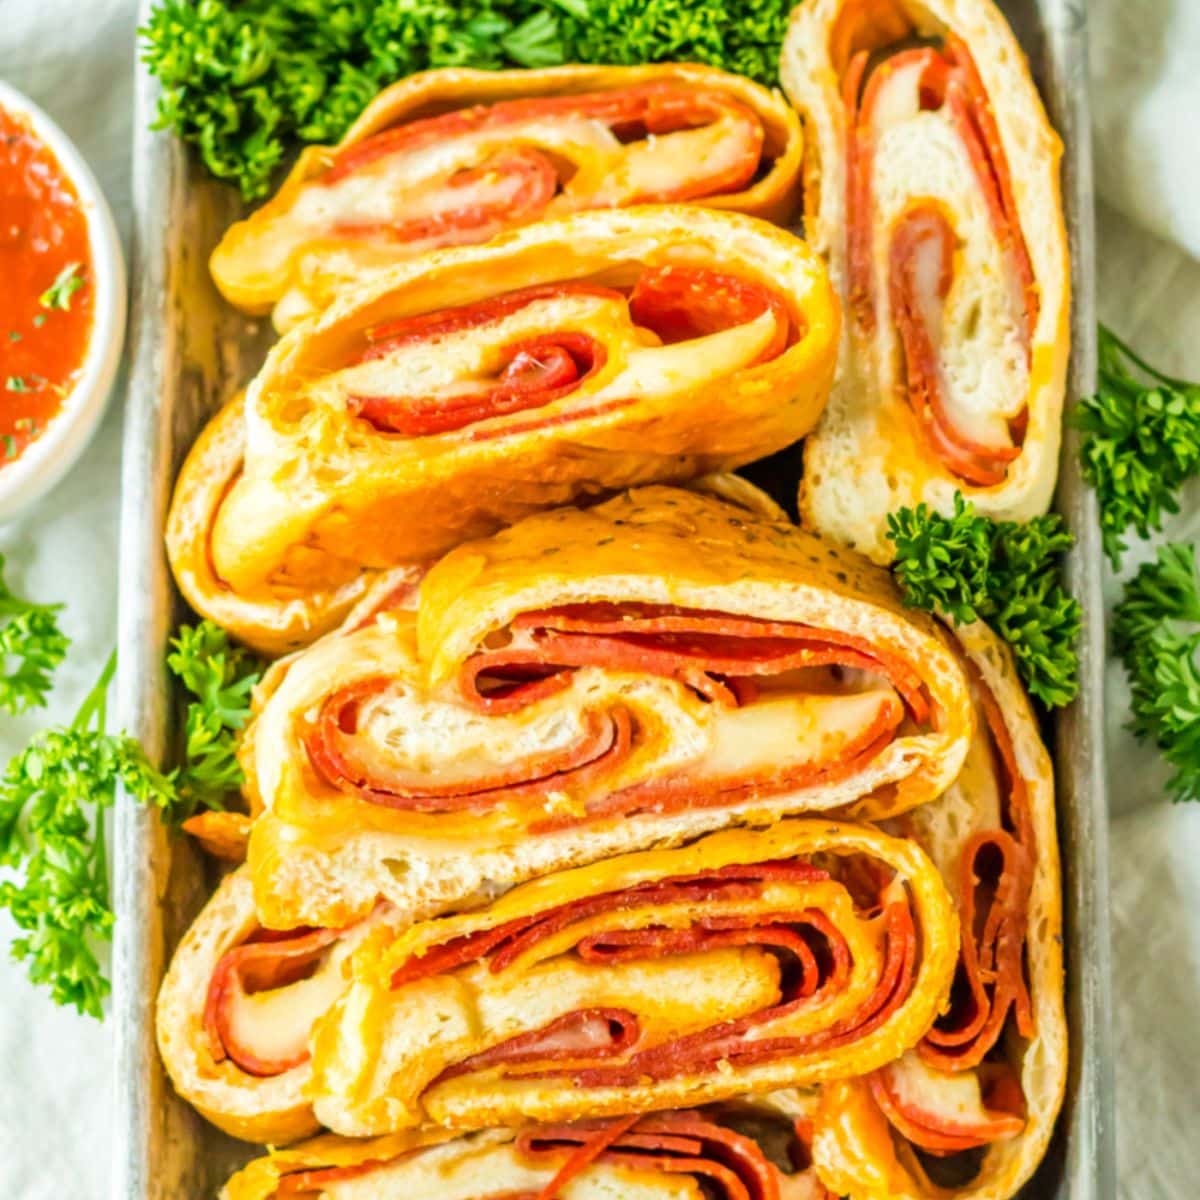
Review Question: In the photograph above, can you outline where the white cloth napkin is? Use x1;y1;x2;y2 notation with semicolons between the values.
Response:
1091;3;1200;1193
0;1;1197;1198
0;2;134;1198
1091;0;1200;263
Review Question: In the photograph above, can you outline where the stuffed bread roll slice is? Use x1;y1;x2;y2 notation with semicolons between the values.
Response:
164;399;776;656
192;207;839;608
306;820;958;1138
221;1093;832;1199
155;866;406;1143
246;485;972;929
811;621;1066;1199
781;0;1069;562
209;64;804;331
165;396;410;656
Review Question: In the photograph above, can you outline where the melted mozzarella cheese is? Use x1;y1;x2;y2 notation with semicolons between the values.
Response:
306;291;777;440
883;1049;1007;1130
316;950;780;1134
291;117;618;234
699;686;901;781
564;113;756;209
323;292;629;413
223;925;364;1069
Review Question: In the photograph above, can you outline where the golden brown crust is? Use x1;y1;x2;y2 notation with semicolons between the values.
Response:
164;396;374;656
811;620;1066;1200
220;1129;456;1200
782;0;1070;562
209;63;804;327
156;865;409;1144
204;207;839;603
307;820;959;1137
243;485;973;929
154;868;320;1144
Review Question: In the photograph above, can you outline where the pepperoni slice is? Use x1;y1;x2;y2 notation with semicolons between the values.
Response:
330;146;557;246
919;670;1035;1072
518;1112;788;1200
347;267;789;438
629;266;791;363
203;925;342;1077
868;1056;1025;1154
841;26;1036;484
274;1111;803;1199
889;204;1021;486
350;331;607;437
304;678;633;814
305;602;930;823
359;284;622;357
466;604;930;723
385;863;918;1091
275;1156;396;1198
323;83;763;205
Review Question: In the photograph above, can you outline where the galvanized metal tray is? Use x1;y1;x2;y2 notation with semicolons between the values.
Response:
112;2;1114;1195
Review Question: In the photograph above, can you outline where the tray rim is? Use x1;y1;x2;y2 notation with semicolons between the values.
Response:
111;3;1114;1195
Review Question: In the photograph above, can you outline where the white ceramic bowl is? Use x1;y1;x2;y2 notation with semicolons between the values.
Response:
0;80;126;521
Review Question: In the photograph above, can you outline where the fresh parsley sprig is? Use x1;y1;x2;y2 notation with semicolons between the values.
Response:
887;495;1081;707
140;0;793;200
0;653;176;1018
0;612;259;1015
167;620;262;820
0;555;69;716
1074;325;1200;568
1111;543;1200;804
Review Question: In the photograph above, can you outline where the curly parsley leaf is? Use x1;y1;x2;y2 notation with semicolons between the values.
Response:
167;621;262;821
140;0;793;200
1111;542;1200;803
0;555;70;715
887;494;1081;708
1073;325;1200;568
0;652;176;1018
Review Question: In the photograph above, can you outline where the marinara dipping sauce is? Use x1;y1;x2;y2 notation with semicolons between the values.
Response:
0;103;94;466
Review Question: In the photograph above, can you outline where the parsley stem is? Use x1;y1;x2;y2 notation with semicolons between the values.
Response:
73;650;116;733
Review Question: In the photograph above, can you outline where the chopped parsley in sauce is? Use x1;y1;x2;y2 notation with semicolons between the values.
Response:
0;104;93;466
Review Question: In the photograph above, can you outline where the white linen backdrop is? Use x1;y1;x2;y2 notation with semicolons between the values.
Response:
0;0;1196;1195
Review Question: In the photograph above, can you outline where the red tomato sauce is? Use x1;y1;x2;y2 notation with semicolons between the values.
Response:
0;104;94;466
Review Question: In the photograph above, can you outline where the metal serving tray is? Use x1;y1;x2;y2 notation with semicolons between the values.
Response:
112;2;1114;1195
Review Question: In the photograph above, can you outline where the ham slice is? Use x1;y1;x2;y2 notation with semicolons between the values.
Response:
437;1008;641;1083
889;204;1021;486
